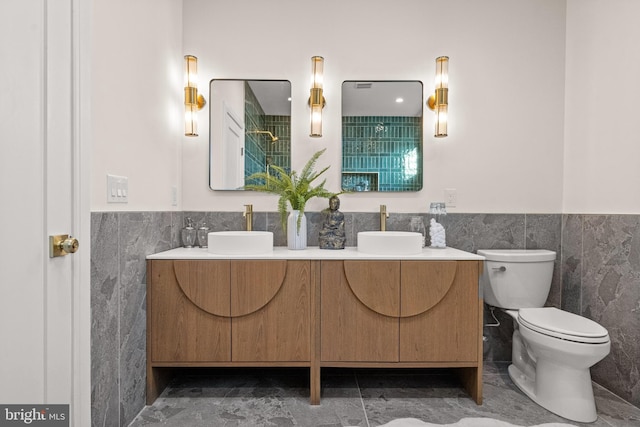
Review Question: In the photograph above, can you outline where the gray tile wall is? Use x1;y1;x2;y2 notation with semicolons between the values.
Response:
91;212;182;427
562;214;640;408
90;210;639;426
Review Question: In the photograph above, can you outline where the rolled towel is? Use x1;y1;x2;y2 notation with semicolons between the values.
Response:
429;218;446;248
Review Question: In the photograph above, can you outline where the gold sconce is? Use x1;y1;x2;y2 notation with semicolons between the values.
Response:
427;56;449;138
309;56;325;137
184;55;206;137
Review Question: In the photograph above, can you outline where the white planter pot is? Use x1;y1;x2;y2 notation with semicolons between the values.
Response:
287;210;307;250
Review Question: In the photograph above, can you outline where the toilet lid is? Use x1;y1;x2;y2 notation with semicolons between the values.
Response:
518;307;610;344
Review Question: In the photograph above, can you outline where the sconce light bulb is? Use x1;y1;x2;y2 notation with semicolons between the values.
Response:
435;72;449;89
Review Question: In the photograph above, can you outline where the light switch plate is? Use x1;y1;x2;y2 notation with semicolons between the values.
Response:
107;174;128;203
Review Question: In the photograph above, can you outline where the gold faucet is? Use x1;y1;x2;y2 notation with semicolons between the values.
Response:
380;204;389;231
243;204;253;231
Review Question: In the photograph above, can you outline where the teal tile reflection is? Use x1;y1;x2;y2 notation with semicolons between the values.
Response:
342;116;422;192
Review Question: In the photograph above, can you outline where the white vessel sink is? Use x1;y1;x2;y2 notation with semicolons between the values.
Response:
208;231;273;255
357;231;423;255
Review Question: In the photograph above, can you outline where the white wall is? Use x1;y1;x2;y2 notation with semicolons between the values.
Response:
563;0;640;214
89;0;640;215
182;0;567;214
91;0;183;211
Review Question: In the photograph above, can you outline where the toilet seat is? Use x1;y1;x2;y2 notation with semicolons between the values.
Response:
518;307;609;344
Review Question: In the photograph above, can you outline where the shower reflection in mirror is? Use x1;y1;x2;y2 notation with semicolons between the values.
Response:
341;80;423;192
209;80;291;190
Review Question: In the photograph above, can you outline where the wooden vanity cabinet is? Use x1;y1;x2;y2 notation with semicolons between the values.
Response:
148;260;231;363
146;259;311;403
230;260;310;362
320;260;400;362
399;260;480;362
147;256;483;406
319;259;483;403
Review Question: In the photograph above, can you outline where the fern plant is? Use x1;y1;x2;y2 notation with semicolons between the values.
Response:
244;149;333;232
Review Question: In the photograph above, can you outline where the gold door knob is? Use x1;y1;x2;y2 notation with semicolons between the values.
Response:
49;234;80;258
62;236;79;253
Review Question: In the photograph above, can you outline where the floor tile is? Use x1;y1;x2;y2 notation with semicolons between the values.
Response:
129;364;640;427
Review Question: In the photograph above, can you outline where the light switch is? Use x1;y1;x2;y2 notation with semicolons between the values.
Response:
107;174;128;203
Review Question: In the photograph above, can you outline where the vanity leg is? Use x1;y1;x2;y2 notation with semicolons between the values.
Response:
310;365;320;405
146;366;174;405
310;260;321;405
458;367;483;404
457;294;484;404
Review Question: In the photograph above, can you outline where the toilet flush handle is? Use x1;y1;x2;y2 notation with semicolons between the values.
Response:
492;266;506;272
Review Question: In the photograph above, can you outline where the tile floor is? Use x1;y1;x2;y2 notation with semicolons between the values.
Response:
130;363;640;427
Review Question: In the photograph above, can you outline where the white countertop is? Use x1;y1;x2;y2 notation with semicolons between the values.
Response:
147;246;484;261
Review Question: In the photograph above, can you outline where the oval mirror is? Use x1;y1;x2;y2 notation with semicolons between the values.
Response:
209;79;291;190
342;80;423;192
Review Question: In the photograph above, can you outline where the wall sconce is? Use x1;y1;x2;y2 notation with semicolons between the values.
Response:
184;55;206;137
309;56;325;137
427;56;449;138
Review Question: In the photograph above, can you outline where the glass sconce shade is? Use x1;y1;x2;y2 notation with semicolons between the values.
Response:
429;56;449;138
310;56;324;137
184;55;197;88
434;56;448;90
310;103;323;137
434;103;447;137
184;104;198;136
311;56;324;89
184;55;200;137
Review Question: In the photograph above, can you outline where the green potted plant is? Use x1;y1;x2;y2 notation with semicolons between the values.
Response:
244;148;333;249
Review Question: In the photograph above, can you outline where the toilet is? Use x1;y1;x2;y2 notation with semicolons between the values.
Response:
478;249;610;423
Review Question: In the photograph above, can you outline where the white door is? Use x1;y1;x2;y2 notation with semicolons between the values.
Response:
0;0;91;425
222;104;245;189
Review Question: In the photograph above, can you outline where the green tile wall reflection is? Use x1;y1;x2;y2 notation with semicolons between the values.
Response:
342;116;422;191
244;83;291;182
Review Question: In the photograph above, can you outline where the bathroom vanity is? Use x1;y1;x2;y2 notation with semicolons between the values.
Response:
146;247;484;405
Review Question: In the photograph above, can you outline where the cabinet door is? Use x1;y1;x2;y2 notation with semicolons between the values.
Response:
399;261;479;362
149;260;231;362
231;260;310;362
321;260;400;362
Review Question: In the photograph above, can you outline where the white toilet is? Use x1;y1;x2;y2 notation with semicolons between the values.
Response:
478;249;610;423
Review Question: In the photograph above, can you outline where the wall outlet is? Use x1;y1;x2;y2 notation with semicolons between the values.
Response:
444;188;457;207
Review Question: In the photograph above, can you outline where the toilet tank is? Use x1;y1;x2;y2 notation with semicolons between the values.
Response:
478;249;556;309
